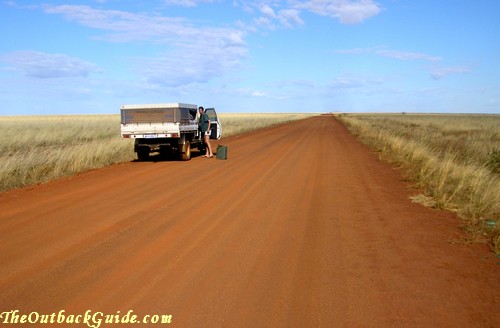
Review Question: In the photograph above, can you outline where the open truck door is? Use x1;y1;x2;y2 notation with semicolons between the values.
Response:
205;108;222;140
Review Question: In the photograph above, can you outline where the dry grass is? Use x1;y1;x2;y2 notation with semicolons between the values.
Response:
219;113;315;136
337;113;500;253
0;113;314;193
0;115;133;192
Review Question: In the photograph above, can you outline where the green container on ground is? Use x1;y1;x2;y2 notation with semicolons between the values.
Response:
216;145;227;160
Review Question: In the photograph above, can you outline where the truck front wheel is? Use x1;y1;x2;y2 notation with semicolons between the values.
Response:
180;140;191;161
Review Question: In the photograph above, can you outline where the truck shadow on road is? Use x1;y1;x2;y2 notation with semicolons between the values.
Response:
132;150;207;162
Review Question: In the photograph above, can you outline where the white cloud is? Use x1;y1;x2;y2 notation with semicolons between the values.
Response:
260;4;277;18
42;5;247;87
43;4;245;48
278;9;304;27
0;51;100;79
254;6;303;29
137;39;247;87
251;90;267;97
291;0;382;24
253;16;275;29
335;47;442;62
42;4;246;46
429;66;469;80
334;46;468;81
328;76;383;90
238;0;379;30
253;3;304;29
376;49;441;62
164;0;217;7
43;5;190;43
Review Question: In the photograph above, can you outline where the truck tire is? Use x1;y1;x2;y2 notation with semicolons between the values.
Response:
180;140;191;161
137;148;150;161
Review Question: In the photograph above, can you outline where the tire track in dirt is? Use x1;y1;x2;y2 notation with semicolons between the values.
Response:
0;116;498;327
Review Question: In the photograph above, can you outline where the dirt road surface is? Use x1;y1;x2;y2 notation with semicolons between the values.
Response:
1;116;498;327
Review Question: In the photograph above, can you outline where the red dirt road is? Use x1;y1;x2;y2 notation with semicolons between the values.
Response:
0;116;498;327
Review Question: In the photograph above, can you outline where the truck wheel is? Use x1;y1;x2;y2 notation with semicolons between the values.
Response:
180;140;191;161
137;149;149;161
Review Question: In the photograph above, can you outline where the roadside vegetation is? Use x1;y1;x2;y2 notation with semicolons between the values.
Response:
337;113;500;253
220;113;313;137
0;113;313;193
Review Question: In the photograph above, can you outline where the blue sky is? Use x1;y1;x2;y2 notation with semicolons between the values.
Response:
1;0;499;115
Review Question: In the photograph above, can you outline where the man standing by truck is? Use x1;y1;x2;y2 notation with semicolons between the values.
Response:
198;106;214;158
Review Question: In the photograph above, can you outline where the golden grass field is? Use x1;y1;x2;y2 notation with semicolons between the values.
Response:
337;113;499;253
0;113;313;193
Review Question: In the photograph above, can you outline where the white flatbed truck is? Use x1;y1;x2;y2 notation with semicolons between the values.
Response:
120;103;221;161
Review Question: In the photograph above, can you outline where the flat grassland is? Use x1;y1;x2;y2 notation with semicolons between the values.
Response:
0;113;312;193
338;113;499;253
